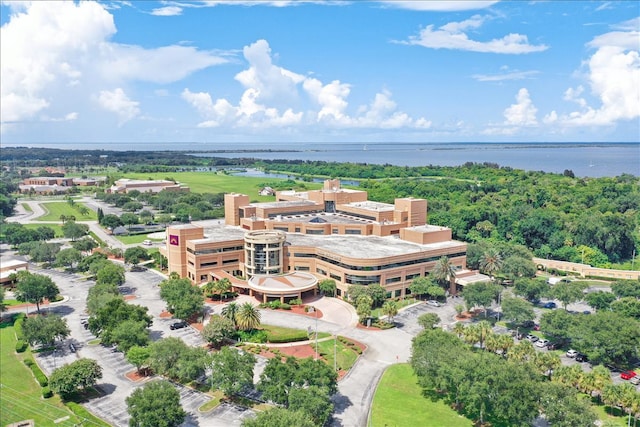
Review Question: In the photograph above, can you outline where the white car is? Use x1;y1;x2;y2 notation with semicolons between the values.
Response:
535;339;550;348
426;300;441;307
630;376;640;385
566;349;578;358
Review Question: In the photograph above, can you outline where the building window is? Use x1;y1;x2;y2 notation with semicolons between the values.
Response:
385;277;402;284
223;259;239;265
295;227;301;232
295;266;310;271
345;229;361;235
200;261;218;268
406;273;421;280
305;229;325;235
200;275;208;281
330;273;341;281
316;267;327;276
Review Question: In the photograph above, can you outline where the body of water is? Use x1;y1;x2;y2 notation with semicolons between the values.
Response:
191;142;639;178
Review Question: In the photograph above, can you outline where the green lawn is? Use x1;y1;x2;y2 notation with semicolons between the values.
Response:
371;298;419;318
589;397;629;426
115;233;159;244
119;171;321;197
316;337;360;371
0;318;83;426
370;364;473;427
35;202;97;222
21;203;33;212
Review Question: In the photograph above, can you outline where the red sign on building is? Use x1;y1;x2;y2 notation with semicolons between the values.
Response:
169;235;179;246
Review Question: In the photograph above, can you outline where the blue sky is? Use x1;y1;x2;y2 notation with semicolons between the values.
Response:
1;0;638;148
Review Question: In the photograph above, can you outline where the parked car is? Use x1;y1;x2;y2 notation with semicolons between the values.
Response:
69;343;76;353
426;300;441;307
170;321;189;330
621;370;637;380
546;342;559;350
630;376;640;385
541;302;557;309
142;239;152;246
533;324;540;331
575;353;589;362
525;334;539;343
535;339;550;348
566;349;578;358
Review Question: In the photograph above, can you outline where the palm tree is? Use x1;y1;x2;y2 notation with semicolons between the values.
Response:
221;302;239;329
452;322;466;338
432;256;457;295
476;320;493;349
497;333;514;355
236;302;261;331
552;364;583;389
485;333;501;354
619;383;640;427
533;352;561;377
462;324;480;346
589;365;612;404
602;383;624;416
59;214;67;224
215;278;232;299
381;300;398;323
507;340;535;363
480;249;503;278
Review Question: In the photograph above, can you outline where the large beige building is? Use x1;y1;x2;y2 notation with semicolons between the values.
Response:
108;178;189;194
164;180;481;302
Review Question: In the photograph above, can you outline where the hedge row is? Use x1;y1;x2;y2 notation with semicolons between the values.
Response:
23;357;48;387
15;340;27;353
266;330;309;343
14;312;26;340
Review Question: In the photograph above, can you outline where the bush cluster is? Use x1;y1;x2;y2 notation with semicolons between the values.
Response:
41;386;53;398
237;329;268;343
259;301;292;310
15;340;27;353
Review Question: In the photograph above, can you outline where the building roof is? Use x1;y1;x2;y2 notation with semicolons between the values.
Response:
196;223;465;260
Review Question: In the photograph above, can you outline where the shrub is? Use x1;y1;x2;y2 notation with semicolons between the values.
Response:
42;386;53;398
15;340;27;353
288;298;302;306
25;361;48;387
266;330;309;343
14;313;26;340
237;329;268;343
280;303;291;310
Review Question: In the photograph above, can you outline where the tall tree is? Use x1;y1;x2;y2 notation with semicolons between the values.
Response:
209;347;256;397
201;315;236;347
159;277;204;321
50;359;103;398
381;300;398;323
61;221;88;241
126;380;186;427
479;248;503;277
432;256;457;294
241;408;315;427
221;302;239;329
235;302;261;331
15;272;60;313
22;314;70;348
501;296;535;325
124;246;150;267
551;281;588;310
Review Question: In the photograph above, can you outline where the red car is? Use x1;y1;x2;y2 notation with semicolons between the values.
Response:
621;370;637;380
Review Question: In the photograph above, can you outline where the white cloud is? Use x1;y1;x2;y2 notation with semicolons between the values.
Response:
97;88;140;125
0;1;227;131
235;39;305;102
151;6;183;16
402;15;548;54
558;24;639;126
472;70;539;82
504;88;538;125
379;1;499;11
183;39;430;131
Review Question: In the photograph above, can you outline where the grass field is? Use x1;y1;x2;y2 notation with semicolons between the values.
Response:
35;202;97;222
115;234;161;245
316;337;360;372
20;203;33;212
370;363;473;427
0;318;82;426
119;171;321;197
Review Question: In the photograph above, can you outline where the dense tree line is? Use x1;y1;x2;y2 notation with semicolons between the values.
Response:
258;161;638;264
411;327;599;426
